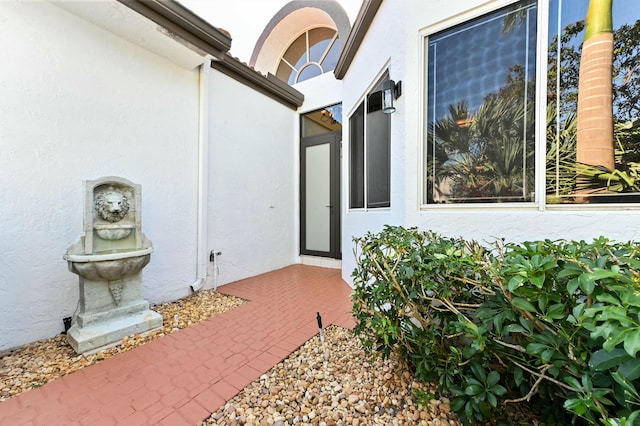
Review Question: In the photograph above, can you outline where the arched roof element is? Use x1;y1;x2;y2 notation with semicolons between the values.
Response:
249;1;351;78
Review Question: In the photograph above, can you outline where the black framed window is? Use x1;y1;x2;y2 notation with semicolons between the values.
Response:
349;75;391;209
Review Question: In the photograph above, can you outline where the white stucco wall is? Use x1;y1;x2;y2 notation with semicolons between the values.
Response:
207;70;298;286
0;2;203;350
296;72;343;116
340;0;408;283
340;0;640;285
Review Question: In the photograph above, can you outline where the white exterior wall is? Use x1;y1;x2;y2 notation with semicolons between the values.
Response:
296;72;344;117
0;2;203;350
340;0;640;285
340;0;408;283
207;71;298;286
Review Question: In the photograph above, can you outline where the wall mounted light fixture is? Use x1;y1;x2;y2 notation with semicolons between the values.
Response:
382;79;402;114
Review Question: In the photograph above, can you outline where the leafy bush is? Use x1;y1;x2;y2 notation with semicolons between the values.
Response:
351;226;640;425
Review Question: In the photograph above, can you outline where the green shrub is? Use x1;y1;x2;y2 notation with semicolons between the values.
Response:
351;226;640;425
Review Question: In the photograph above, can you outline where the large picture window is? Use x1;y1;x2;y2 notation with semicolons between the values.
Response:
350;75;391;209
423;0;640;206
425;0;537;204
547;0;640;204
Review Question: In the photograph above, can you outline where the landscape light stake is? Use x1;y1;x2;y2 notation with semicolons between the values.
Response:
316;311;330;362
317;312;324;342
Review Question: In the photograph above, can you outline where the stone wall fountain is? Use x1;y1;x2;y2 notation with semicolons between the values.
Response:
64;176;162;354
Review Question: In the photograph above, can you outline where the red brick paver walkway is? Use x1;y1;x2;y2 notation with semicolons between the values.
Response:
0;264;355;425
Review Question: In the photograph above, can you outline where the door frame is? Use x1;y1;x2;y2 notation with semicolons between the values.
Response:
300;131;341;259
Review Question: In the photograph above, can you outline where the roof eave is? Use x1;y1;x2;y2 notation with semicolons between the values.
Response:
116;0;232;59
333;0;383;80
211;55;304;110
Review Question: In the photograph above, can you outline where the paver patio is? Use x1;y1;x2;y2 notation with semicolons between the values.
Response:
0;264;355;425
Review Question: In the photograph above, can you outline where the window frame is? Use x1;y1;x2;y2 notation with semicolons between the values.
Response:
419;0;543;210
348;70;392;211
544;0;640;207
276;27;341;85
419;0;640;211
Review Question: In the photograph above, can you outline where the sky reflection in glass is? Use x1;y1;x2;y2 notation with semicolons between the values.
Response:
428;0;537;122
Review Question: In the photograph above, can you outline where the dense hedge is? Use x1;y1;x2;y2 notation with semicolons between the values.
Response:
351;225;640;425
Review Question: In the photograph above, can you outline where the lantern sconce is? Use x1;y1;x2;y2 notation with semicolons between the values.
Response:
382;79;402;114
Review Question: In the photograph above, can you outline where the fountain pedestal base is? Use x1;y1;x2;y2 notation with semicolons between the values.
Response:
67;309;162;354
64;251;161;354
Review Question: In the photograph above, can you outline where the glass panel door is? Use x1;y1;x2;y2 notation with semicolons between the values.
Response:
305;143;331;252
301;105;341;259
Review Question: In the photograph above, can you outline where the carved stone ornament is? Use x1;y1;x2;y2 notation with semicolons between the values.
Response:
108;280;123;306
95;189;130;223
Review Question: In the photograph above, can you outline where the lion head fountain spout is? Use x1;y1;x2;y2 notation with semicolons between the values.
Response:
93;188;133;240
64;176;162;354
85;178;142;254
97;189;130;222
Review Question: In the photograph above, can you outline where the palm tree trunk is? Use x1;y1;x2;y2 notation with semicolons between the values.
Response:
576;0;614;170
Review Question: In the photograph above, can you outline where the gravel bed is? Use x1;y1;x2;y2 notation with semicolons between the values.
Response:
202;326;462;426
1;289;542;425
0;289;246;402
0;286;463;424
1;289;463;426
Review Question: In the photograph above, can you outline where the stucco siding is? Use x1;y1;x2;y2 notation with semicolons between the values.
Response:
339;0;408;283
0;2;200;350
207;70;297;287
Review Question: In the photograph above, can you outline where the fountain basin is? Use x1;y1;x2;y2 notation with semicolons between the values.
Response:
64;248;152;281
94;223;135;241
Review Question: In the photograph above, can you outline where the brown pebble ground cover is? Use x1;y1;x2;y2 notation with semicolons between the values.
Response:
0;289;246;402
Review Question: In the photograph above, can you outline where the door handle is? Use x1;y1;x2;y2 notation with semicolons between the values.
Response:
326;205;333;208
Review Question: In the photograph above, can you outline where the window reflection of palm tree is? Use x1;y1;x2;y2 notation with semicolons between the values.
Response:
576;0;615;197
427;1;537;203
428;95;534;202
575;0;616;202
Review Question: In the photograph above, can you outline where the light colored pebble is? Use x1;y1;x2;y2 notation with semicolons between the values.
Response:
200;326;462;426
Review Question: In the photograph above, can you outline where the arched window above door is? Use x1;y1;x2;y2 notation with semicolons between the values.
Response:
249;1;351;85
276;27;341;85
